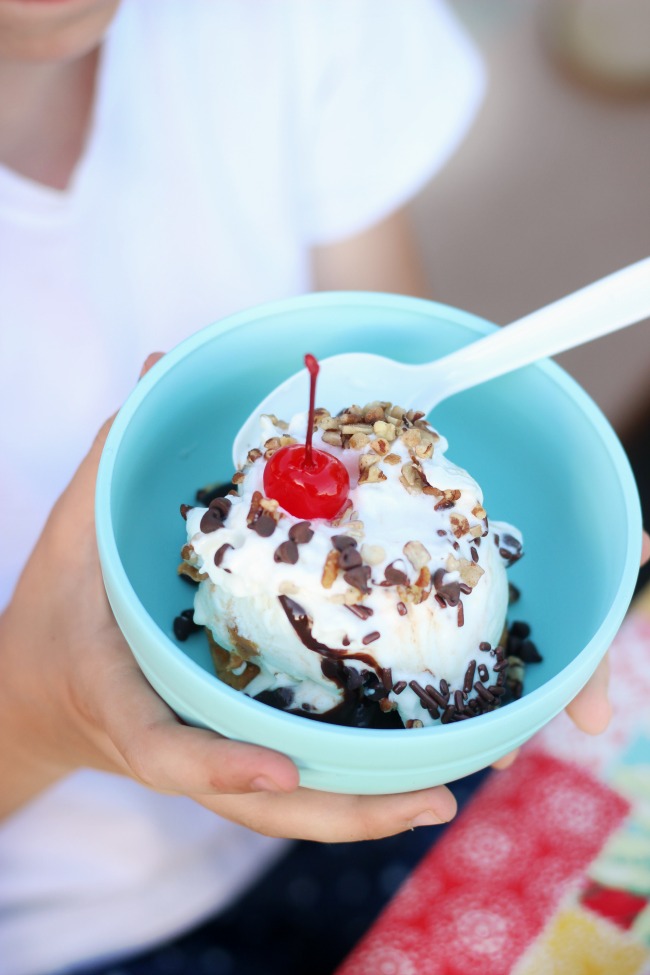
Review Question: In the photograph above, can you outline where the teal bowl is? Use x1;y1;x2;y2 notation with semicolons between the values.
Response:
96;292;642;794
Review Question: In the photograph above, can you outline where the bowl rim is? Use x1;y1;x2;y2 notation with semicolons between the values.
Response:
96;290;643;743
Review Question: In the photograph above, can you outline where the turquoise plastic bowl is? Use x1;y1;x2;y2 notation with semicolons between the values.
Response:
96;292;642;794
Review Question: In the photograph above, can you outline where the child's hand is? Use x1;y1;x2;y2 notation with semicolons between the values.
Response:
565;529;650;734
0;354;456;838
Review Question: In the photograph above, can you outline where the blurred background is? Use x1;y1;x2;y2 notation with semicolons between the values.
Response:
409;0;650;584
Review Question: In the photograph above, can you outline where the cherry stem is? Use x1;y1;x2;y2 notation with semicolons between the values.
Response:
303;353;319;469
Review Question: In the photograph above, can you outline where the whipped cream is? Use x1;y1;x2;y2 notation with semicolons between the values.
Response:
181;403;522;727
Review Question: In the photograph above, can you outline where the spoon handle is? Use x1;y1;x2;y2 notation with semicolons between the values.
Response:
419;256;650;410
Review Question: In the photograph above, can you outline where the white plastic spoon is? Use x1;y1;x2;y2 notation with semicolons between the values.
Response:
233;257;650;467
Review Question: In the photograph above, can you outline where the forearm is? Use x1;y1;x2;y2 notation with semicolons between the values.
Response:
311;207;431;298
0;610;68;819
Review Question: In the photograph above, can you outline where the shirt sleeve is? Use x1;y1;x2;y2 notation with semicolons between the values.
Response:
291;0;486;245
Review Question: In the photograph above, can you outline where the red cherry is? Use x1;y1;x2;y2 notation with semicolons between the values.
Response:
264;443;350;519
262;353;350;520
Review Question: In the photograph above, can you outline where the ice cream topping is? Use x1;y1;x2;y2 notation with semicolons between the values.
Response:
178;398;528;729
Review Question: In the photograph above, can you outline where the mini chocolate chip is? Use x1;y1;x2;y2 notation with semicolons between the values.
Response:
470;546;479;563
518;639;542;663
289;521;314;544
200;508;225;533
332;534;357;551
343;565;371;594
209;497;232;517
382;561;409;587
274;540;299;565
250;513;277;537
510;620;531;639
339;547;362;570
214;543;233;568
173;611;200;641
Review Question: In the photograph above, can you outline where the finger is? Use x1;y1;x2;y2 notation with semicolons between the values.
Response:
139;351;165;378
492;748;520;770
210;782;458;842
642;529;650;566
565;655;612;734
90;651;300;796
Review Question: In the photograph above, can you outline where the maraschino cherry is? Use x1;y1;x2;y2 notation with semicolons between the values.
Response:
263;354;350;520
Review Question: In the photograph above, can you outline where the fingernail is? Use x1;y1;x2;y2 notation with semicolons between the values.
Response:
250;775;285;793
410;810;444;828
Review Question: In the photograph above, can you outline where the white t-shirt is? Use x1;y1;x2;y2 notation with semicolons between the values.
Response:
0;2;484;972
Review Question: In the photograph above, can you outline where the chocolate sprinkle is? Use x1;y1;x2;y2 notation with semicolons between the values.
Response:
463;660;476;694
346;604;374;620
396;601;408;617
478;663;489;682
362;631;380;646
392;680;407;695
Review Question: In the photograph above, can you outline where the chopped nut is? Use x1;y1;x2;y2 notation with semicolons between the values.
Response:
349;431;370;450
321;550;339;589
330;498;354;526
401;429;422;449
360;543;386;566
322;430;343;448
415;566;431;590
261;413;289;431
359;452;381;471
406;718;424;729
259;497;280;514
446;555;485;588
246;448;263;464
472;505;487;520
388;405;406;422
373;420;396;441
278;580;299;595
403;540;431;571
341;423;374;436
342;587;363;606
231;471;246;485
279;435;297;448
345;520;365;539
369;437;389;455
177;562;207;583
358;465;387;485
383;452;401;465
450;514;471;538
364;405;386;424
263;436;281;451
414;441;433;459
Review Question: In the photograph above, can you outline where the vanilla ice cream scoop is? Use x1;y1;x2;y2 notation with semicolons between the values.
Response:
180;402;523;728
